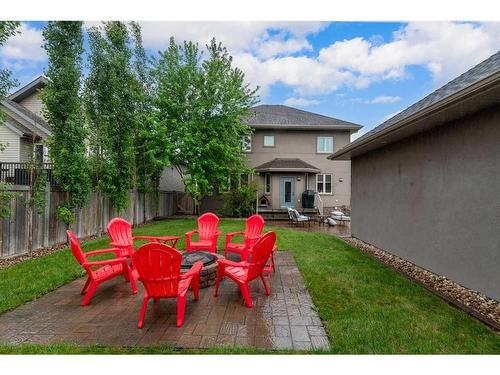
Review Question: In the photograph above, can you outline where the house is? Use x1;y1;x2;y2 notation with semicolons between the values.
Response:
161;105;363;214
329;51;500;300
0;76;51;163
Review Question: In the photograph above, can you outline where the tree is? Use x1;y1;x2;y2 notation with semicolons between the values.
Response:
0;22;20;219
153;38;258;208
84;22;136;211
41;21;91;223
129;22;168;196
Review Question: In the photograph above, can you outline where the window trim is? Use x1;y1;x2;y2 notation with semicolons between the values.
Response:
241;135;252;152
316;136;333;154
316;173;333;195
264;173;271;194
263;135;275;148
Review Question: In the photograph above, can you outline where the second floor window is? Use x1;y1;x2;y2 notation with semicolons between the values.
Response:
316;174;332;194
317;136;333;153
263;135;275;147
241;135;252;152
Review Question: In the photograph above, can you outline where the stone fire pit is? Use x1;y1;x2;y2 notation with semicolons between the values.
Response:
181;251;223;288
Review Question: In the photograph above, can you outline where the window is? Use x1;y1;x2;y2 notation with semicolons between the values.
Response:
263;135;275;147
241;135;252;152
264;173;271;193
317;136;333;153
316;174;333;194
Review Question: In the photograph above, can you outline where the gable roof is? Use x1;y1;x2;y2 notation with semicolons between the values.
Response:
8;76;48;103
254;158;321;173
244;105;362;131
330;50;500;160
1;99;51;138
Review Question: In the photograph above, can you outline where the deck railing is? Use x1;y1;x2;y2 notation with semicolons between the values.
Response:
0;162;57;186
314;192;324;216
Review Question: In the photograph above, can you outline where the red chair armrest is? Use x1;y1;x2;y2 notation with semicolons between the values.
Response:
84;257;127;267
181;261;203;279
132;235;164;241
185;230;198;239
86;248;121;257
226;231;244;242
109;242;130;249
217;258;249;268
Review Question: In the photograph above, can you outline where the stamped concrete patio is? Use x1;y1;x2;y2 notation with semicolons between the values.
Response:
0;252;329;350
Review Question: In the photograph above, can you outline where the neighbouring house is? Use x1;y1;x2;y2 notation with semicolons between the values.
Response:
0;76;52;184
330;51;500;300
161;105;363;215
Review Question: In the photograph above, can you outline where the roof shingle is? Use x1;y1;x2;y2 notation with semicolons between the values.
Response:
254;158;320;173
244;105;362;130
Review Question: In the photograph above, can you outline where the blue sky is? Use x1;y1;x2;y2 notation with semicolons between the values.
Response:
1;21;500;139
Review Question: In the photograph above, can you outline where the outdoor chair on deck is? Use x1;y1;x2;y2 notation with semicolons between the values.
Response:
287;207;313;226
185;212;221;253
67;230;137;306
214;231;277;307
224;214;265;261
132;242;202;328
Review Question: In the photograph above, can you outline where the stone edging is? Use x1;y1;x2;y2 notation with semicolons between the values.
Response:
343;237;500;331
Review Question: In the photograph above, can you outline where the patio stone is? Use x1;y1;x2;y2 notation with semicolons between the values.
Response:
0;252;329;351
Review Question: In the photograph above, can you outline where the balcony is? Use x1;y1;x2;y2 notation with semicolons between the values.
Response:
0;162;57;187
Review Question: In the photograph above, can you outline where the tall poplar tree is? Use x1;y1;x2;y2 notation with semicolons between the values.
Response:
41;21;91;223
85;22;136;210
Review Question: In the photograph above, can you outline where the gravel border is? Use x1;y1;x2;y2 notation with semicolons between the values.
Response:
344;237;500;331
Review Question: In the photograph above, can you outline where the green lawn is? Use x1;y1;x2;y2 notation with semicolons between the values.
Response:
0;218;498;354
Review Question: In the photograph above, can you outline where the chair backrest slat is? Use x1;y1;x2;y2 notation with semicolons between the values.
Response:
198;212;220;240
107;218;133;248
66;230;86;266
247;231;276;281
132;243;182;298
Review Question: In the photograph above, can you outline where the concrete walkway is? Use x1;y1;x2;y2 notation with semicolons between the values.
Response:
268;220;351;238
0;252;329;350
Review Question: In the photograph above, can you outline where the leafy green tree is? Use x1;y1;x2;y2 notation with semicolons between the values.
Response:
153;38;258;207
129;22;168;195
0;22;21;218
41;21;91;223
84;22;136;211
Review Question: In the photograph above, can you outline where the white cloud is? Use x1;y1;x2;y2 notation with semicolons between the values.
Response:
283;97;320;107
1;23;46;68
235;21;500;97
366;95;401;104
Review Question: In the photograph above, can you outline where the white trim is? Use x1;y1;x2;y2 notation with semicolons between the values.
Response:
3;121;24;136
1;100;52;137
316;173;333;194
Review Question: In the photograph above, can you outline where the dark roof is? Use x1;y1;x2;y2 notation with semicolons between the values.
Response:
244;105;362;131
8;76;48;103
254;158;321;173
332;50;500;159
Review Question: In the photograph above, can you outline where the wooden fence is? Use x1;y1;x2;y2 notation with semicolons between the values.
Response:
0;187;178;259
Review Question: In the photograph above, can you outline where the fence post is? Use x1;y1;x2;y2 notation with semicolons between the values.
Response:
43;183;50;247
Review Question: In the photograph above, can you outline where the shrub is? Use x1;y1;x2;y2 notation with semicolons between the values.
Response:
219;180;259;218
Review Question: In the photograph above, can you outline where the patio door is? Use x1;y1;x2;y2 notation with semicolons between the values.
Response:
280;177;295;208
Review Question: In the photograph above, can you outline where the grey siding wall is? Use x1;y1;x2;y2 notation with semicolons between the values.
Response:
0;123;20;161
18;92;44;118
351;105;500;300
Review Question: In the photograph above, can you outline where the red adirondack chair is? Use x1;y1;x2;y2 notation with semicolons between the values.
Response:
214;231;276;307
132;242;203;328
224;214;265;261
107;217;177;259
66;230;137;306
185;212;221;253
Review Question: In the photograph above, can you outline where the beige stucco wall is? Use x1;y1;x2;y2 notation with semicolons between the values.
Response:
350;104;500;300
0;123;21;162
246;129;353;208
